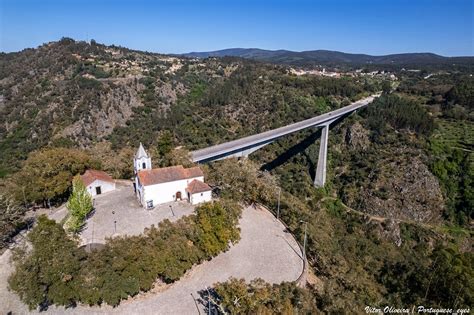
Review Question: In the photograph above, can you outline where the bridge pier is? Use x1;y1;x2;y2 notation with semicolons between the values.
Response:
191;95;377;164
314;119;336;187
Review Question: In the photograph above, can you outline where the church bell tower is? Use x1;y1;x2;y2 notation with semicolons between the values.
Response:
134;142;152;174
134;143;152;195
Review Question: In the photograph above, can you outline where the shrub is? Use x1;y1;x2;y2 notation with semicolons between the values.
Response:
76;76;102;89
9;201;242;309
196;201;241;256
212;278;317;314
8;215;85;310
0;192;27;250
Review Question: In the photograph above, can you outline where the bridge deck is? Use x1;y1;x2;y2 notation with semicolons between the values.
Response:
191;94;379;162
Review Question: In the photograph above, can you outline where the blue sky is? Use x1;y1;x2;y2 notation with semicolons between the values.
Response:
1;0;472;56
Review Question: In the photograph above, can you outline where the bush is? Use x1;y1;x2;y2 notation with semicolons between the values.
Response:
213;278;317;314
9;200;242;309
76;76;102;89
0;192;27;250
8;215;85;310
196;200;241;256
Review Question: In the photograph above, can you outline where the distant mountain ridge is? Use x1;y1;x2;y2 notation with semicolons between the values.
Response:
184;48;474;66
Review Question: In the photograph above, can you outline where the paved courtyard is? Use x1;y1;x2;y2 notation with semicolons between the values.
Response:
80;182;195;245
0;205;303;314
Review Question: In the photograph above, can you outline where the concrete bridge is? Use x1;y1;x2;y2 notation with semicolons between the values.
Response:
191;94;380;187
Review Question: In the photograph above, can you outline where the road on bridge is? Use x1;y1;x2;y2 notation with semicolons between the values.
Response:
191;94;380;162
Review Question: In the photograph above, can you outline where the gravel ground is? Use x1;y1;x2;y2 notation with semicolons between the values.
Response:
0;205;303;315
80;182;195;245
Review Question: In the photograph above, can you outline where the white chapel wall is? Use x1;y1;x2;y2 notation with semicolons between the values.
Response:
143;176;204;207
86;179;116;197
190;190;212;205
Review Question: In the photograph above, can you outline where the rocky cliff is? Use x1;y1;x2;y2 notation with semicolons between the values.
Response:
335;117;444;224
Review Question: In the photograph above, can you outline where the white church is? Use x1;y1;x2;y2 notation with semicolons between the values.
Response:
133;143;212;209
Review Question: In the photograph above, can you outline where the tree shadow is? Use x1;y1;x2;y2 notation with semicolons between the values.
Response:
197;287;220;314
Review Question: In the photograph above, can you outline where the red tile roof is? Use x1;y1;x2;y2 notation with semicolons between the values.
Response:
80;169;114;186
137;165;204;186
186;179;212;194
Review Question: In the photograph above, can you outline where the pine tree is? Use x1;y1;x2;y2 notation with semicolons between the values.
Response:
66;176;93;233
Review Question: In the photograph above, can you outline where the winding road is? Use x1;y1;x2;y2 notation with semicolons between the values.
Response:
0;205;303;314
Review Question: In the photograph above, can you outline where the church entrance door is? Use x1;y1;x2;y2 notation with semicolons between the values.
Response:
176;191;182;200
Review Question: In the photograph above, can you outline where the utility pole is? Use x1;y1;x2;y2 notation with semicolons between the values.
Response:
207;287;211;315
300;220;308;262
276;187;281;220
169;205;175;216
112;211;116;234
190;293;201;315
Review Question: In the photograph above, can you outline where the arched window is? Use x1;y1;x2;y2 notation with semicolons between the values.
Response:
142;162;146;169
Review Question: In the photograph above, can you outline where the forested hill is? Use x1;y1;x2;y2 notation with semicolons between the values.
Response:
184;48;474;67
0;38;378;177
1;38;472;311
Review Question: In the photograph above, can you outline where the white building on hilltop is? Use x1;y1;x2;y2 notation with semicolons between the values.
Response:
133;144;212;208
80;169;116;197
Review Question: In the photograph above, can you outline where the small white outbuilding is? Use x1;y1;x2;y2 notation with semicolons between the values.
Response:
80;169;116;197
186;179;213;205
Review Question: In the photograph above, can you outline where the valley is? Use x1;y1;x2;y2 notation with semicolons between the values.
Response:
0;38;472;313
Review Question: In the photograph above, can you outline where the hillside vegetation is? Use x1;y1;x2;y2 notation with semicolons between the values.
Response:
1;39;472;312
0;38;377;177
9;201;241;309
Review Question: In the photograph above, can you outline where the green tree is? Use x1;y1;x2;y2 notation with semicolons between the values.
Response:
206;159;277;205
445;77;474;110
8;215;84;310
382;80;392;94
66;176;93;233
157;130;173;157
195;201;241;256
166;147;194;168
0;192;26;250
150;131;177;167
13;148;99;206
380;245;473;308
364;94;435;137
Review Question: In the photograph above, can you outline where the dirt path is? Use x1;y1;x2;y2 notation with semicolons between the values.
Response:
0;205;303;314
322;197;443;232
